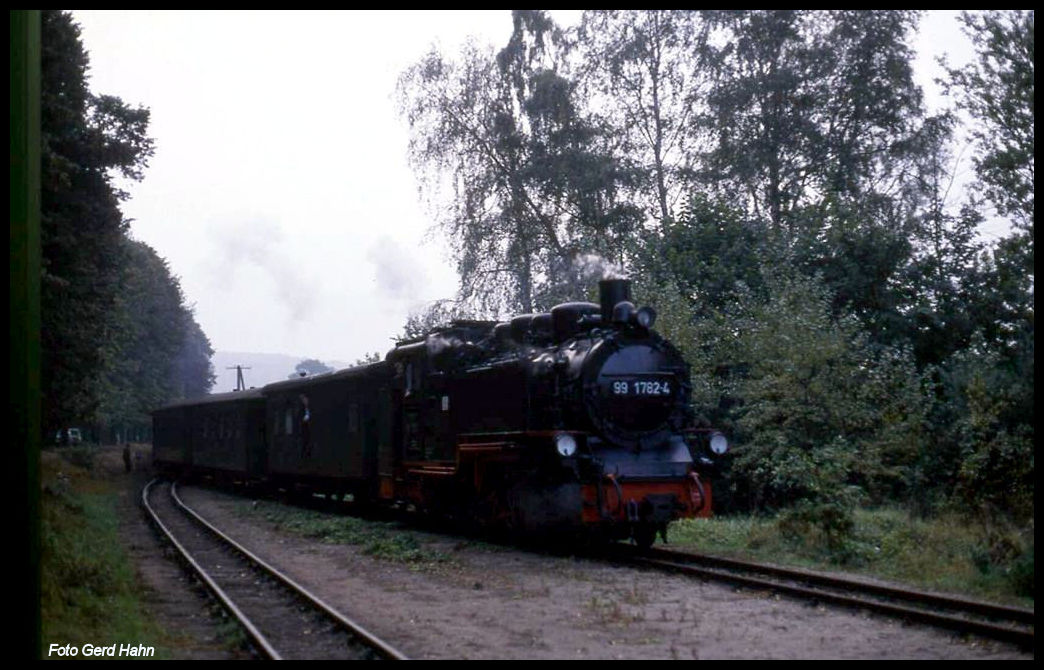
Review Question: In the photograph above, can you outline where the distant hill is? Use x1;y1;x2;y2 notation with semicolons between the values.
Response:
210;351;352;394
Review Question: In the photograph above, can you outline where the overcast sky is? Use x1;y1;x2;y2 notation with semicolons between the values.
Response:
70;10;979;366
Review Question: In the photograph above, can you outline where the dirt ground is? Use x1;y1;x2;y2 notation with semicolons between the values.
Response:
106;455;1032;660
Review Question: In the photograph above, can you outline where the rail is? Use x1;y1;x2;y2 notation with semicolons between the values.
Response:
610;544;1034;649
142;478;408;660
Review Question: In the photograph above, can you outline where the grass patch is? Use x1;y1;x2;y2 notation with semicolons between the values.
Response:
239;501;452;567
40;450;172;659
669;506;1033;607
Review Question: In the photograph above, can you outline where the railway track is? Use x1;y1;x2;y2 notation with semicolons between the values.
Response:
610;544;1034;649
141;479;408;660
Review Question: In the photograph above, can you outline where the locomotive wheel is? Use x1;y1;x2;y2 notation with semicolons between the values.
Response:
633;524;657;550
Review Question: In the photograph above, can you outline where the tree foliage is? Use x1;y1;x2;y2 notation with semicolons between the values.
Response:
944;10;1034;236
398;10;642;316
41;10;150;431
97;239;215;433
292;359;335;378
354;351;383;367
397;299;474;341
41;10;214;438
578;10;711;222
176;317;217;400
933;10;1035;524
682;268;924;519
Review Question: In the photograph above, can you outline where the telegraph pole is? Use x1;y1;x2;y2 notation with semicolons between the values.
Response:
226;365;251;392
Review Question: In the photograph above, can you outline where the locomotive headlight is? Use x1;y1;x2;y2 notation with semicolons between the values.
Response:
555;433;578;457
709;431;729;455
636;306;657;329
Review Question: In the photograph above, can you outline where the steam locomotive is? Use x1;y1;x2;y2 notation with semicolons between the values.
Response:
153;279;728;547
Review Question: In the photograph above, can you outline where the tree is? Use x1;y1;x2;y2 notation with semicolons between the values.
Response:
41;11;217;441
96;239;214;440
354;351;383;366
702;11;924;229
941;11;1033;376
175;316;216;400
642;193;767;318
291;359;334;378
943;10;1034;236
698;10;936;342
399;299;472;341
577;10;711;223
398;10;642;315
40;10;155;433
929;12;1035;526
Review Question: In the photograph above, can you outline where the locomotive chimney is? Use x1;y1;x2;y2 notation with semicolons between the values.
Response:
599;279;632;324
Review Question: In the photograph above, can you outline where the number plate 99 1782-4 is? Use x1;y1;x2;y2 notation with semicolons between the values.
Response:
610;379;672;396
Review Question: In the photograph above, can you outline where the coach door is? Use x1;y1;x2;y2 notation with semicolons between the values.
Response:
376;381;396;499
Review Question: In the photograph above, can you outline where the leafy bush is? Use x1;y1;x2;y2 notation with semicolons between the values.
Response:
675;267;927;543
1007;544;1034;598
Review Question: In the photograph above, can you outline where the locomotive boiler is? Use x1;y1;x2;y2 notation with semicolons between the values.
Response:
154;279;727;548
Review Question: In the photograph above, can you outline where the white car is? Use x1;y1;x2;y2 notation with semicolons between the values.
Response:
55;428;83;445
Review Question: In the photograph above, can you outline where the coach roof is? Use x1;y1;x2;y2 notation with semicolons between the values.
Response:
260;360;392;395
152;387;265;413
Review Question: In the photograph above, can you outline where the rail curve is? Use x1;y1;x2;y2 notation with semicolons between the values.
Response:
141;478;408;660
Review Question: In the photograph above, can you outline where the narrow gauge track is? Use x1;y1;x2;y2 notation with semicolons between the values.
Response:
141;479;407;661
610;545;1034;650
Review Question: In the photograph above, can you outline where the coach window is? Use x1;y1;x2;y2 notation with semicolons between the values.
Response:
405;362;413;396
348;402;359;433
285;406;294;435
